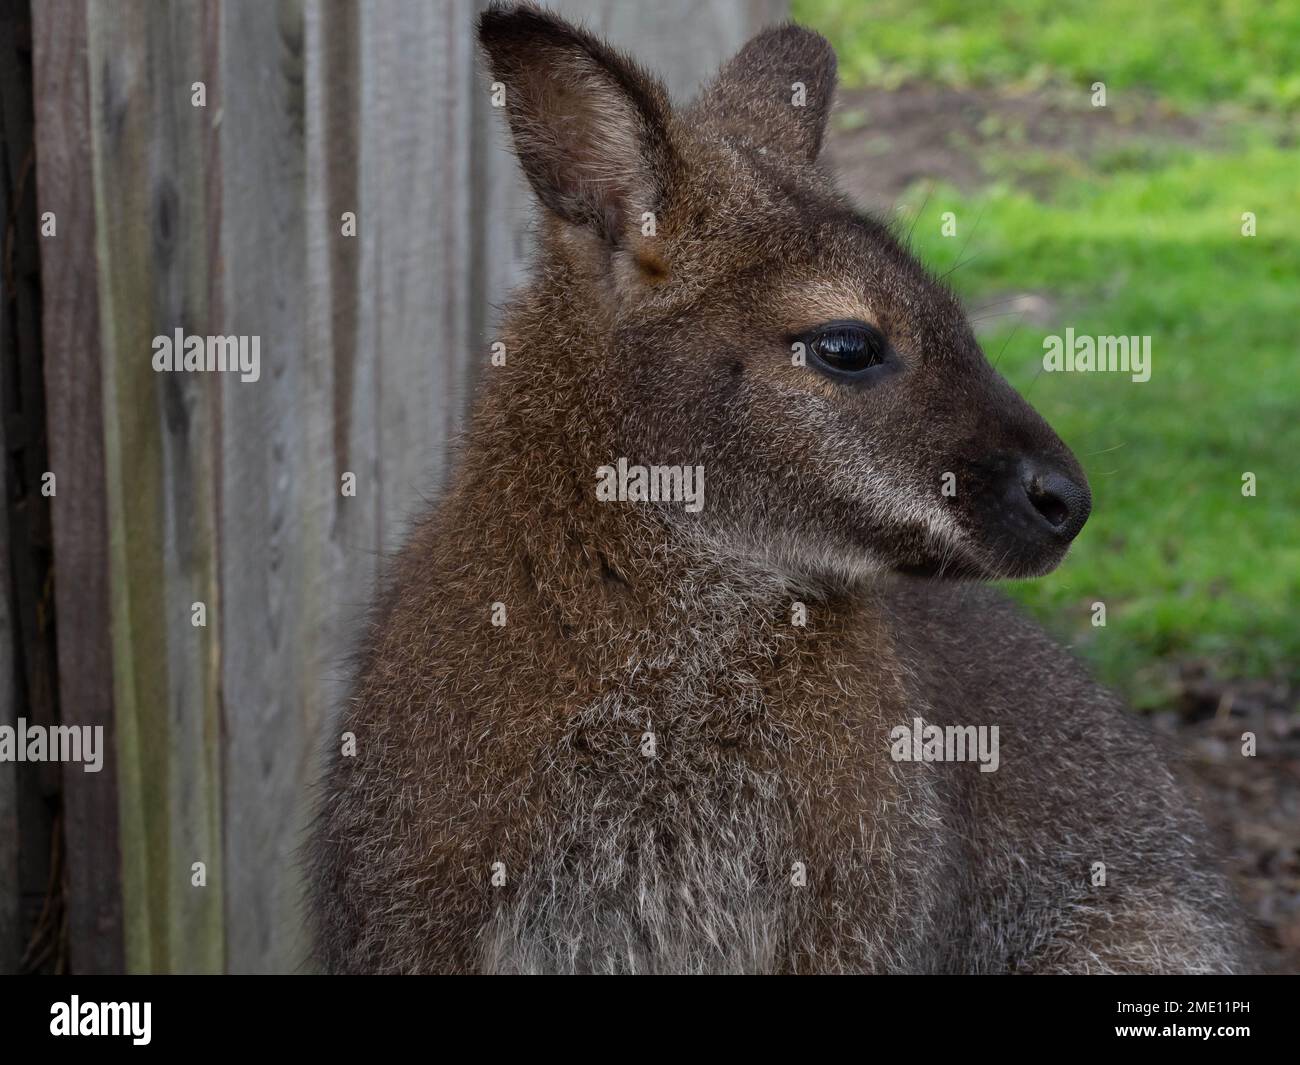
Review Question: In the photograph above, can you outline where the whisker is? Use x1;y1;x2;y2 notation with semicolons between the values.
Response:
901;181;934;250
990;316;1025;372
1083;442;1127;457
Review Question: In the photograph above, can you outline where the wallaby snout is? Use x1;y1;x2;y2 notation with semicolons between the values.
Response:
943;445;1091;581
921;367;1093;580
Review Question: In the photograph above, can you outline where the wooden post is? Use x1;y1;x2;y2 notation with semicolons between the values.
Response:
82;0;225;975
31;0;125;974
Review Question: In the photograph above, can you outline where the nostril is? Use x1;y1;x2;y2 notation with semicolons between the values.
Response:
1027;483;1070;529
1019;465;1090;539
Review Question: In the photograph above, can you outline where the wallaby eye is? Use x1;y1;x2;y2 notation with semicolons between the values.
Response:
803;320;888;377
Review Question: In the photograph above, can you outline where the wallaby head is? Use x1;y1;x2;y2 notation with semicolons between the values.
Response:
478;3;1091;587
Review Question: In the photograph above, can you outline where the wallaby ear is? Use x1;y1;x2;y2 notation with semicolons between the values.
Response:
690;24;837;164
478;3;677;246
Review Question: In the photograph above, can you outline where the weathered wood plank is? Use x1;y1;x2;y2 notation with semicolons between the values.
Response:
0;0;29;974
30;0;124;974
82;0;225;974
304;0;374;719
0;0;62;971
359;0;479;552
219;0;330;973
298;0;375;973
0;209;15;973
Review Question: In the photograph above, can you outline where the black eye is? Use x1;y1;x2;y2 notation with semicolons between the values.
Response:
806;321;888;375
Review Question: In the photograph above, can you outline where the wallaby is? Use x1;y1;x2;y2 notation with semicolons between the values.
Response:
308;3;1250;974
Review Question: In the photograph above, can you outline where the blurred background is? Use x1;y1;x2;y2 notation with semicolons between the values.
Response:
1;0;1295;973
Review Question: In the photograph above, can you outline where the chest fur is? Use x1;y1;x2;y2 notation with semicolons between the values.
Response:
477;608;952;973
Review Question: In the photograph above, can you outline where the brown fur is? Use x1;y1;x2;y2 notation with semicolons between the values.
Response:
307;4;1251;973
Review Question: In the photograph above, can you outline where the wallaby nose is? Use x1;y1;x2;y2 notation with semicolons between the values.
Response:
1017;460;1091;542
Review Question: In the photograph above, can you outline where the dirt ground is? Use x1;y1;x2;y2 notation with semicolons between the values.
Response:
824;82;1213;214
1160;672;1300;974
825;85;1299;975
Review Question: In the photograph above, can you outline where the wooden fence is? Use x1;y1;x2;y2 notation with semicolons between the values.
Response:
2;0;785;973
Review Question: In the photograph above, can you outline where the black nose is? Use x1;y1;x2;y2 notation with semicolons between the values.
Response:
1018;460;1091;542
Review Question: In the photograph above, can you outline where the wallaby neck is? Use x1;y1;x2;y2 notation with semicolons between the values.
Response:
449;261;898;680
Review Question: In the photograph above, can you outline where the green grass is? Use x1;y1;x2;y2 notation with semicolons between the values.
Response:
796;0;1300;111
796;2;1300;701
906;149;1298;700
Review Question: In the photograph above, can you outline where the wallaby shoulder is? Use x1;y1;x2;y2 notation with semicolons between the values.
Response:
880;580;1253;972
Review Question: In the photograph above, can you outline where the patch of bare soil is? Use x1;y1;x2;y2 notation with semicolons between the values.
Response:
1156;669;1300;974
824;82;1212;214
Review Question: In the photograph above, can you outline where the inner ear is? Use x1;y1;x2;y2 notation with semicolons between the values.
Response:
688;23;837;164
479;5;677;246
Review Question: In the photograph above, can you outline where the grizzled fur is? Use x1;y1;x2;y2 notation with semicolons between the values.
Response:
308;4;1251;973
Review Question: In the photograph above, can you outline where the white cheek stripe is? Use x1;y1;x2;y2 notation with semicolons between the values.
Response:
847;462;966;554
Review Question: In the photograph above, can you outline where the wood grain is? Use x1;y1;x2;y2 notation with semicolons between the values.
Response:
31;0;125;974
218;0;318;974
82;0;226;974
